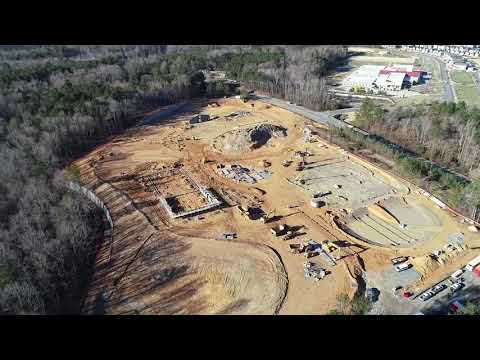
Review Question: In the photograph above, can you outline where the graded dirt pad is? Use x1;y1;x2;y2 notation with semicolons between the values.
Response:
345;195;445;248
74;97;480;315
291;149;407;210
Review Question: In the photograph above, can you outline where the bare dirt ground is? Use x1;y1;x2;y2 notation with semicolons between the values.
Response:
74;98;480;315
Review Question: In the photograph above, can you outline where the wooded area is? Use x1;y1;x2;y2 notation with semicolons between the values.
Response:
0;45;346;314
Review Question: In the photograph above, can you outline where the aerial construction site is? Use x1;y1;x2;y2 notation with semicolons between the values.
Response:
73;97;480;315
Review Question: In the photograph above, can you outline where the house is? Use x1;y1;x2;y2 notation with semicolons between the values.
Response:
189;114;211;124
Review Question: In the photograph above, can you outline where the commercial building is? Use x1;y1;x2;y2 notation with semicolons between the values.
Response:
342;64;424;93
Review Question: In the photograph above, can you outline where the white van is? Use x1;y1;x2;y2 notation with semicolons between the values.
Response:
451;269;464;280
466;255;480;271
395;263;412;272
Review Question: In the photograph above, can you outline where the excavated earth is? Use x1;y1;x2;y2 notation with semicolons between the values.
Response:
73;98;480;315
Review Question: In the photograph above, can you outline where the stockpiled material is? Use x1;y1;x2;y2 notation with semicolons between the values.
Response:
214;124;287;153
367;203;400;225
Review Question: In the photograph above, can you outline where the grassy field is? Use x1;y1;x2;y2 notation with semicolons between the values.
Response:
452;71;480;107
395;94;442;106
452;71;474;84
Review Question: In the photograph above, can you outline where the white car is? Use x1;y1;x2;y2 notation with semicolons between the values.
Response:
450;282;464;293
451;269;464;280
395;263;412;272
420;291;435;301
431;284;447;294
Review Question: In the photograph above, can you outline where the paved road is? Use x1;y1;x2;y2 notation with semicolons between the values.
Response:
414;54;456;103
256;95;352;130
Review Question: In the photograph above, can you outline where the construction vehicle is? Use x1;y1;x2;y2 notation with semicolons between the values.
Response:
304;240;337;266
282;230;296;241
321;240;339;253
295;161;305;171
222;233;236;240
271;224;289;237
282;160;293;167
303;261;326;281
289;243;307;254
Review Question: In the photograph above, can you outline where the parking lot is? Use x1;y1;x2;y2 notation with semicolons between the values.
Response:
414;269;480;315
366;266;422;315
366;261;480;315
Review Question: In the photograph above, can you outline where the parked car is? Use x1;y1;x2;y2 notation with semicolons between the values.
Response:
451;269;464;280
391;256;408;265
450;282;464;293
395;263;412;272
392;285;403;293
431;284;447;294
420;291;435;301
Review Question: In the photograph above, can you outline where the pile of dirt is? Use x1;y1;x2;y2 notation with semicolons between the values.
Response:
410;254;440;279
368;203;400;225
215;124;287;153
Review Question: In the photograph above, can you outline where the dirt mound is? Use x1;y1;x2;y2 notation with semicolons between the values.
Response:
410;255;439;278
368;203;400;225
214;123;287;153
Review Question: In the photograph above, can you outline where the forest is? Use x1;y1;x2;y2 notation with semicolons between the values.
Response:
0;45;346;313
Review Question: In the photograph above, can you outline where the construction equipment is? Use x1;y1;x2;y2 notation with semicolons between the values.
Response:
271;224;289;237
321;240;339;253
304;240;337;266
289;243;307;254
282;160;293;167
304;261;326;281
282;230;296;241
222;232;236;240
295;161;305;171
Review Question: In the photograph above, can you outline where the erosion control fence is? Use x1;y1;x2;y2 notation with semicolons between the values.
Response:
68;181;113;230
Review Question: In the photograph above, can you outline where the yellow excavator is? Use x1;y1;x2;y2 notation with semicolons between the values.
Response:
321;240;339;253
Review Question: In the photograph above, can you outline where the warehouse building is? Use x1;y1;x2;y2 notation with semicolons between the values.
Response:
342;64;425;93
